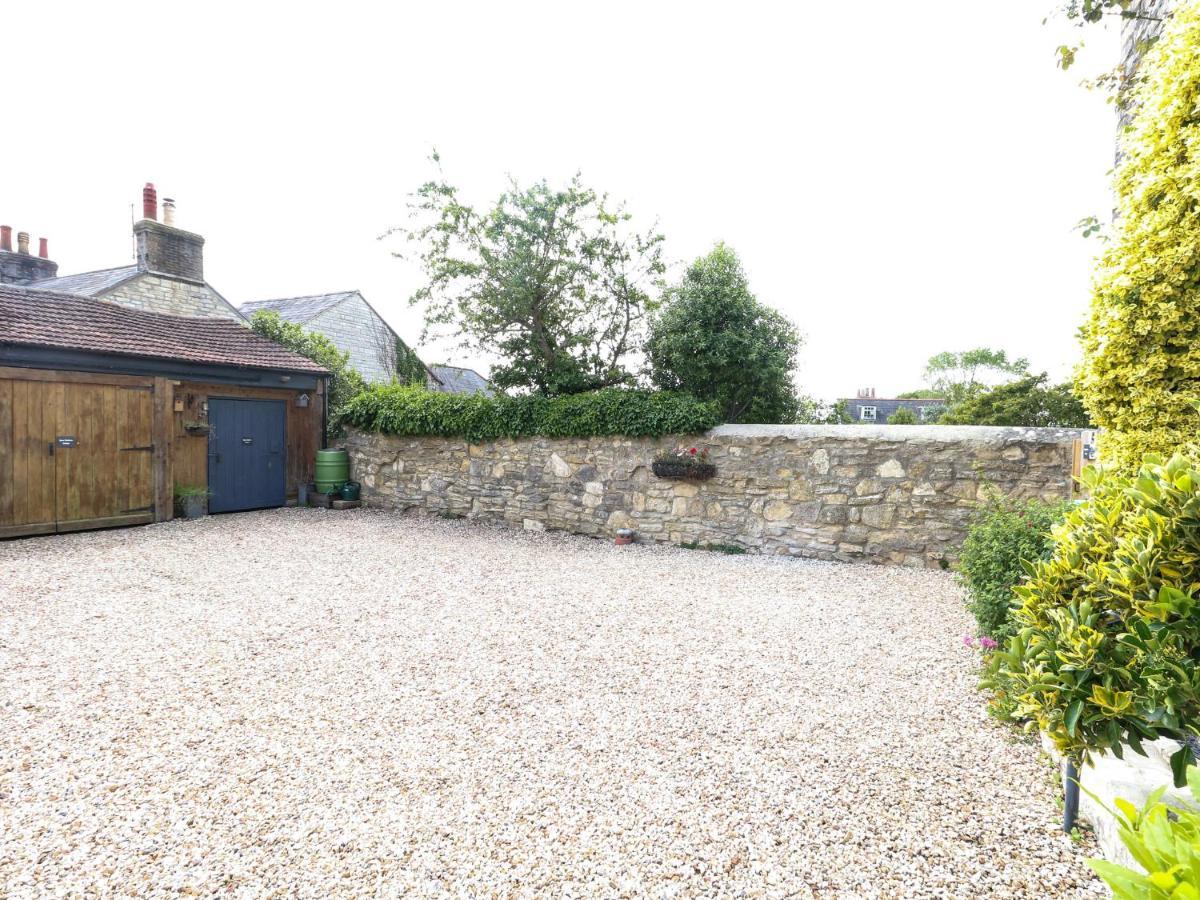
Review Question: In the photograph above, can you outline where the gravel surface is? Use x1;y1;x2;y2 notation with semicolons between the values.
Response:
0;509;1102;898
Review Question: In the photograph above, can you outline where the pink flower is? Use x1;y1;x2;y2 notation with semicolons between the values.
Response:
979;636;999;651
962;634;976;648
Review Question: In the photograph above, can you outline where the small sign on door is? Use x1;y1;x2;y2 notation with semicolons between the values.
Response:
56;436;77;448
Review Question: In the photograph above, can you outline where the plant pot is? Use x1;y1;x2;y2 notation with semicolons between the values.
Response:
183;424;211;436
652;460;716;481
181;496;207;519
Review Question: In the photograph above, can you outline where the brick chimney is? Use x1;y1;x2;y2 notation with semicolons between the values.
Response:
0;222;58;285
133;184;204;283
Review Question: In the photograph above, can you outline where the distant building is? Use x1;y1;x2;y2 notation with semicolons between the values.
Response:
427;364;494;397
240;290;437;386
841;388;945;424
9;184;243;321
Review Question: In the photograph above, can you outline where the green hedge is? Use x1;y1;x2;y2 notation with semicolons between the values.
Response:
341;385;722;443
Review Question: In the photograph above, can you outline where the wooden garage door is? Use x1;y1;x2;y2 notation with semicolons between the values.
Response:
0;377;155;538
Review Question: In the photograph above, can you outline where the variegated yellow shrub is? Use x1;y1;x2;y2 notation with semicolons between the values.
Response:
985;453;1200;787
1076;3;1200;473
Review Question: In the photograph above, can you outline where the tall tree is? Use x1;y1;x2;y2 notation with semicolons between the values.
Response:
390;158;665;396
922;348;1030;405
645;244;802;424
1077;5;1200;472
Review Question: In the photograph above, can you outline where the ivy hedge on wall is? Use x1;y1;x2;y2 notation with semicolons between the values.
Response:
341;384;722;443
1076;5;1200;473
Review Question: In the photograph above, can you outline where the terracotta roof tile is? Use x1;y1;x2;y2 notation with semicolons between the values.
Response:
0;284;328;375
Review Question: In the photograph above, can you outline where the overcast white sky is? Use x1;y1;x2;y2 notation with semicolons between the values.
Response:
4;1;1120;400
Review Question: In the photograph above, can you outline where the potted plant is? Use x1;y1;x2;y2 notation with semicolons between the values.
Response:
174;485;211;519
182;420;211;436
652;445;717;480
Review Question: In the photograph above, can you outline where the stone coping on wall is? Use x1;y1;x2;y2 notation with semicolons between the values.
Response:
344;424;1081;567
711;424;1084;443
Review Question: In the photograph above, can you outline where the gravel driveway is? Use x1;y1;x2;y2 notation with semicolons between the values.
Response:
1;509;1101;898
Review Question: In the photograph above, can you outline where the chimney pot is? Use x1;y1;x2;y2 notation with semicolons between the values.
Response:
162;198;176;227
16;231;29;254
142;183;158;221
0;226;10;252
38;237;48;259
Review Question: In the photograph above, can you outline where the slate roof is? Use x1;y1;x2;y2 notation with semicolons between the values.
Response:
429;365;493;396
239;292;357;323
0;284;328;374
28;265;140;296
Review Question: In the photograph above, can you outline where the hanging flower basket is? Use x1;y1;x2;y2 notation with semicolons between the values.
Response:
652;445;716;480
183;421;211;436
652;460;716;480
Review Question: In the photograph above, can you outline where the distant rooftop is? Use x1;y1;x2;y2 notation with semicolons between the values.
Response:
429;364;493;396
239;292;360;323
28;265;139;296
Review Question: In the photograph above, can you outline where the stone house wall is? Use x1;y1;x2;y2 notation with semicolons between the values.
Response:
343;424;1081;567
309;293;396;384
104;273;243;321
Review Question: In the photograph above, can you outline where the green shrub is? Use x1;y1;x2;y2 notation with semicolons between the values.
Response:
341;384;722;443
958;494;1069;644
1088;766;1200;897
886;407;917;425
985;453;1200;785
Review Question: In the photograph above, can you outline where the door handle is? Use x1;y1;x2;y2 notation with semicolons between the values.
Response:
48;442;54;457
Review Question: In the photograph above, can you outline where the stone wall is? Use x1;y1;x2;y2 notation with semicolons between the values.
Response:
104;273;243;321
343;424;1081;567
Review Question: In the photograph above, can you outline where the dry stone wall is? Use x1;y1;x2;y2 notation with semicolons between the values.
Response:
343;424;1081;567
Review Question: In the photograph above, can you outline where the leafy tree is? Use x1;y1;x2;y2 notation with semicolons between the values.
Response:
796;397;852;425
391;157;665;396
249;311;367;438
887;407;918;425
922;348;1030;405
896;389;944;400
1049;1;1165;72
939;374;1092;427
1076;6;1200;472
645;244;802;423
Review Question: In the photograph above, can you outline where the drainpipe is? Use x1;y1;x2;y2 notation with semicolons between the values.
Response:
322;376;329;449
1063;759;1080;833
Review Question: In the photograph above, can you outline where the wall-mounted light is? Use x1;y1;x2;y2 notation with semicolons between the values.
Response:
296;393;310;408
279;375;292;383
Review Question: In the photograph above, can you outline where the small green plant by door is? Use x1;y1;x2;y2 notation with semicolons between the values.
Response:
173;485;211;520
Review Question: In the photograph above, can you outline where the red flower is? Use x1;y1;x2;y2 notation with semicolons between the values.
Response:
690;447;697;455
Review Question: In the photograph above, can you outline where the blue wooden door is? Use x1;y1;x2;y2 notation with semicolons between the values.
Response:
207;399;286;513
